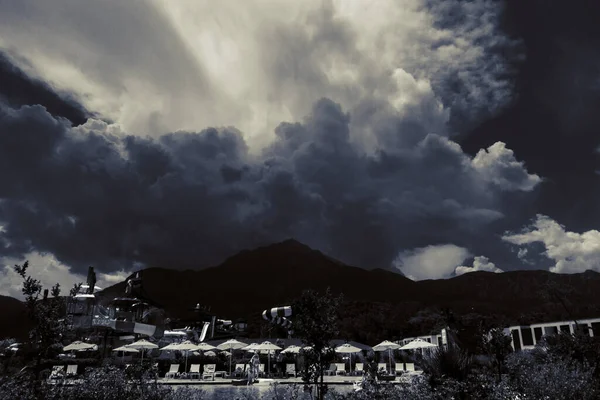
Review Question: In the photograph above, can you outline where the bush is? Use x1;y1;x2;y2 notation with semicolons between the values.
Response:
502;350;599;400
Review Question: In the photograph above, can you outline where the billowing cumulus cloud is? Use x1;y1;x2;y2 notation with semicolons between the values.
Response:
0;99;539;280
455;255;503;276
0;0;542;288
503;215;600;274
0;0;521;148
472;142;542;192
394;244;471;280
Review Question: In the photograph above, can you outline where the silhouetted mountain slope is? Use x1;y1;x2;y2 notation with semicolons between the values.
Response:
98;241;600;332
0;295;31;340
5;240;600;344
98;239;416;321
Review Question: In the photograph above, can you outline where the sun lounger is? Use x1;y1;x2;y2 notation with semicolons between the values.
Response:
48;365;64;381
66;365;78;377
202;364;216;380
353;363;364;376
214;368;227;378
335;363;346;375
189;364;201;379
325;363;337;376
233;364;245;377
286;364;297;377
391;363;401;375
165;364;180;379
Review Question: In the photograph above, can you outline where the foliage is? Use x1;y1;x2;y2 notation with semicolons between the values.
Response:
420;345;473;385
503;349;599;400
480;327;513;382
538;330;600;376
292;287;343;400
0;365;210;400
14;261;66;365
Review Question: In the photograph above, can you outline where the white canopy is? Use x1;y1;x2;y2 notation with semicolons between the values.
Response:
195;342;216;351
372;340;401;352
373;340;401;374
63;341;96;352
113;346;139;353
242;343;259;352
172;341;198;371
217;339;247;351
399;338;437;350
281;345;302;354
127;338;158;362
254;341;282;376
335;343;362;354
172;340;198;351
253;341;282;352
160;343;181;351
335;343;362;374
217;339;248;376
127;339;158;349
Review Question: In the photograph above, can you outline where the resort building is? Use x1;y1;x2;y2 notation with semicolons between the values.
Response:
503;317;600;351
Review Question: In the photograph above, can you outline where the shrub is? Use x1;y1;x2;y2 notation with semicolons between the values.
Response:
503;350;599;400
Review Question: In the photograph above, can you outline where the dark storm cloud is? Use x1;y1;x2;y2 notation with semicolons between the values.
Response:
0;97;540;275
0;51;89;125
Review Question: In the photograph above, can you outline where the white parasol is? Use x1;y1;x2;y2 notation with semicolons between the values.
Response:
160;343;181;351
127;339;158;362
113;345;139;362
243;343;259;352
281;345;302;354
399;338;437;350
372;340;401;374
63;341;96;352
335;343;362;374
172;341;199;372
253;341;282;376
195;342;216;352
217;339;247;376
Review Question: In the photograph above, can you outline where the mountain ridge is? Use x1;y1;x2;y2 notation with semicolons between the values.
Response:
2;240;600;342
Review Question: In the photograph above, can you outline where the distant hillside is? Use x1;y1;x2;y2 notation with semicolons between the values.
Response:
4;239;600;345
98;239;416;320
97;239;600;344
0;295;31;339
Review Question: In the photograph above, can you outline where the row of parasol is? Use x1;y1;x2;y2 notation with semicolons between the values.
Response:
62;337;436;377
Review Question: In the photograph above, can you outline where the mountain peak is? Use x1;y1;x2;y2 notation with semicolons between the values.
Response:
267;238;313;251
216;238;337;271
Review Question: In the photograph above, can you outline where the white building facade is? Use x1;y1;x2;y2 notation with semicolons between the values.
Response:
503;317;600;351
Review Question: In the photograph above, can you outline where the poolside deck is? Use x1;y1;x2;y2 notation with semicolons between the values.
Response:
157;372;421;386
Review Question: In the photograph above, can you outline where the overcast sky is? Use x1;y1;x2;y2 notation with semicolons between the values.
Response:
1;0;600;296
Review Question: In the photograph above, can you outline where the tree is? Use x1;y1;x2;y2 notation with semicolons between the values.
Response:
292;288;343;400
480;327;513;382
13;261;66;381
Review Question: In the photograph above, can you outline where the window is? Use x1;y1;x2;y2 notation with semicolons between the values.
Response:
574;324;590;336
544;326;558;336
511;329;521;350
592;322;600;337
533;327;543;342
521;327;534;346
560;324;571;333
